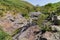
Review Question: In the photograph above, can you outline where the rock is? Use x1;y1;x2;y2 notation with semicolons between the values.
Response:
51;25;60;31
29;12;41;20
12;23;60;40
13;25;40;40
42;31;60;40
0;13;28;35
0;11;60;40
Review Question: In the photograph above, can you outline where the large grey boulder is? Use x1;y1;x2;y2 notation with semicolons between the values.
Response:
29;12;41;20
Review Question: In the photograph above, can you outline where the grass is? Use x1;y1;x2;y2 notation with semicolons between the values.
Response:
0;26;12;40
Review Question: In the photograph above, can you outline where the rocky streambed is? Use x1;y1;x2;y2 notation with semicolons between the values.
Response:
13;24;60;40
0;11;60;40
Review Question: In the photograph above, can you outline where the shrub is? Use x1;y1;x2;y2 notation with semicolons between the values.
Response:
41;25;52;31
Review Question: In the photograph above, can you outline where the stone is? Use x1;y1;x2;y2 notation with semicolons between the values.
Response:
13;25;40;40
42;31;60;40
0;13;28;35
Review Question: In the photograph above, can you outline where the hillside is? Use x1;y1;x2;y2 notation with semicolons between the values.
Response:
0;0;35;17
40;2;60;15
0;0;60;40
0;0;35;40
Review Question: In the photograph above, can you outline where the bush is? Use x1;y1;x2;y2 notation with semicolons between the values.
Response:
41;26;52;31
37;14;48;26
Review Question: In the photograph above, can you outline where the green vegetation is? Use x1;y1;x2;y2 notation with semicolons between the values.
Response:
35;2;60;31
40;2;60;15
0;0;60;40
41;26;52;31
41;21;52;31
37;14;48;26
36;14;52;31
0;27;12;40
0;0;60;17
0;0;34;17
0;0;41;18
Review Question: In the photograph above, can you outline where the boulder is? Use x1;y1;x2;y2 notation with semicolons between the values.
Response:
42;31;60;40
0;13;28;35
13;25;40;40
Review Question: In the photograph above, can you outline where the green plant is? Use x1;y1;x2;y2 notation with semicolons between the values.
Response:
37;14;48;26
41;25;52;31
0;0;35;17
0;27;12;40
